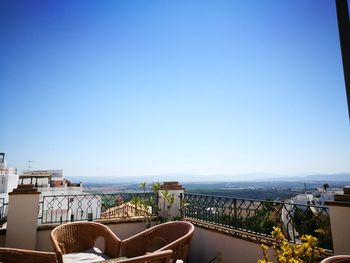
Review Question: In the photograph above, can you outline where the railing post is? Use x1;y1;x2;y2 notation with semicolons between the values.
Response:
180;193;184;218
158;182;185;220
233;199;237;226
6;185;40;250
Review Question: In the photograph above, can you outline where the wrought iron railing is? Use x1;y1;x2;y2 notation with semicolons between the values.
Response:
182;193;333;250
39;192;157;224
0;198;7;225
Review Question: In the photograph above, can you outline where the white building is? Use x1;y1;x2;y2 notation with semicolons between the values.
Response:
19;169;101;224
0;153;19;204
314;188;344;205
290;193;316;205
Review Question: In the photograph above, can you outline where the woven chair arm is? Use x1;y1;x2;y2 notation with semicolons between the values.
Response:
102;226;122;258
50;232;64;263
155;236;190;261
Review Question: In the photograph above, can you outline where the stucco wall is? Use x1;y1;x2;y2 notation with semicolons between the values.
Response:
189;226;269;263
6;192;40;250
328;204;350;254
107;221;146;239
36;228;55;252
0;231;6;247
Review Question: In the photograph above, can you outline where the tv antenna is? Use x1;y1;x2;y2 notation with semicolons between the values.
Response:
28;160;32;170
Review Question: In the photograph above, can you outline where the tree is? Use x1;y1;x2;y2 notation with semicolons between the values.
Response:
323;183;329;192
151;182;161;195
139;182;147;193
160;190;175;222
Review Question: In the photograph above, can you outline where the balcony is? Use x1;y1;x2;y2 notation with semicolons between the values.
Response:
0;184;338;263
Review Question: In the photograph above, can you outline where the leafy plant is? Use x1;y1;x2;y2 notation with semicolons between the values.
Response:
259;227;325;263
139;182;147;194
159;190;175;222
135;182;162;228
292;207;332;250
134;182;184;226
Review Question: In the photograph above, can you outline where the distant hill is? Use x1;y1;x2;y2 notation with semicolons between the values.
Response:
66;172;350;184
67;173;220;184
302;173;350;182
250;173;350;182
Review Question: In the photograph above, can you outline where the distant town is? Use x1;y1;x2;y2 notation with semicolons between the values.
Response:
82;180;348;206
1;152;349;216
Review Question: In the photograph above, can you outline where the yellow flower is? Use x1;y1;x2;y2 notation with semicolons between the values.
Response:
301;234;317;244
315;229;325;235
258;226;324;263
272;227;284;240
261;244;269;251
258;260;273;263
278;255;287;263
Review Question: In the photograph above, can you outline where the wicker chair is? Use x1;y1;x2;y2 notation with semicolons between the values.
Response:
320;255;350;263
0;247;57;263
121;221;195;263
50;221;121;263
105;249;173;263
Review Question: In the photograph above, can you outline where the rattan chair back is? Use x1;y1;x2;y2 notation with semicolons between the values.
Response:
121;221;195;262
50;221;121;263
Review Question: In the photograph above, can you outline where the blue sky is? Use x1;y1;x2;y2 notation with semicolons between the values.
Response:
0;0;349;178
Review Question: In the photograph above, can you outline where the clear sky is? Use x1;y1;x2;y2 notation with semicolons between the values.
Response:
1;0;349;179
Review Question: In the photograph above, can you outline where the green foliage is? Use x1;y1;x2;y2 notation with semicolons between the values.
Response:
159;190;175;222
139;182;147;193
151;182;161;194
292;207;332;250
138;182;161;228
188;188;296;201
100;182;184;228
134;181;180;227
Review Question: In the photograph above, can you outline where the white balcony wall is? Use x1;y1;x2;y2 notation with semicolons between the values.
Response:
189;226;274;263
39;186;84;196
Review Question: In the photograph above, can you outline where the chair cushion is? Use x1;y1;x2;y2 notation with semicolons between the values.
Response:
63;247;110;263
